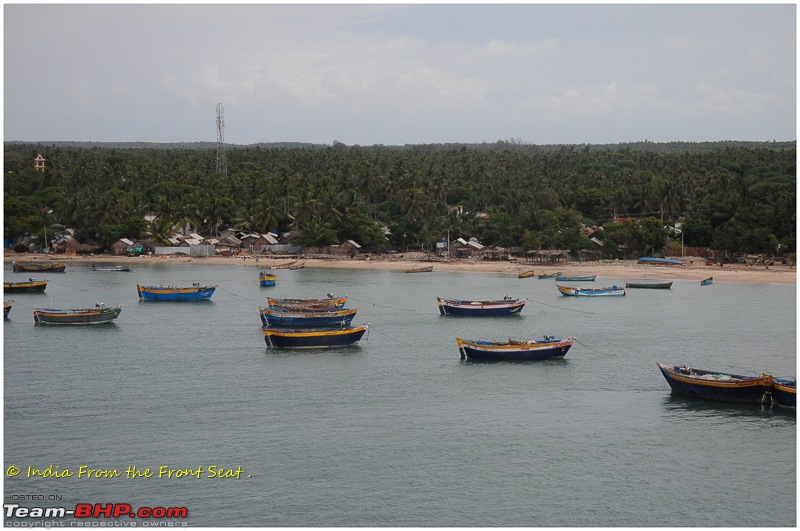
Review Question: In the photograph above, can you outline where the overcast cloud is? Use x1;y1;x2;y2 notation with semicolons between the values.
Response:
4;4;796;145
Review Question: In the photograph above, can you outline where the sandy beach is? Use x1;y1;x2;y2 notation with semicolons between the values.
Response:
5;251;796;285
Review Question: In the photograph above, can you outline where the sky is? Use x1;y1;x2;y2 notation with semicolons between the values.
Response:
3;3;796;146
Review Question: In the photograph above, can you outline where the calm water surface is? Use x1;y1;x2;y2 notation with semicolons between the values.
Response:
4;262;796;526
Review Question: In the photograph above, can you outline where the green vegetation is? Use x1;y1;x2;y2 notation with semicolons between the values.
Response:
4;140;795;257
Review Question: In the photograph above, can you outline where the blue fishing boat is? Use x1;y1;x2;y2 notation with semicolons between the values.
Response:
137;284;217;301
701;277;713;286
657;363;773;404
456;336;575;361
437;297;526;316
557;285;625;297
638;257;683;266
4;301;12;318
259;306;357;328
259;271;276;287
263;324;369;348
267;296;347;310
771;378;796;409
555;274;596;282
33;303;123;325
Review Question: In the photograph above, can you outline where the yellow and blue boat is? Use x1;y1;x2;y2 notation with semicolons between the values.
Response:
771;378;796;410
259;271;276;287
137;284;217;301
267;296;347;311
557;285;625;297
33;304;123;324
657;363;773;404
263;324;369;348
457;336;574;361
259;306;357;328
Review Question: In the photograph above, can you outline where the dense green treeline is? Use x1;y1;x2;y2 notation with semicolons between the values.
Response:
4;141;796;257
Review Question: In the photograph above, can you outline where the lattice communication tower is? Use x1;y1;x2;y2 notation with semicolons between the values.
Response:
216;103;228;177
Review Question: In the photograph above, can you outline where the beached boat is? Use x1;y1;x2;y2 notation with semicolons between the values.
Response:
4;301;12;318
136;284;217;301
289;263;305;270
456;336;575;361
259;306;357;328
4;279;48;293
267;296;347;310
538;272;560;279
656;363;773;404
12;261;67;273
517;270;536;278
405;265;434;273
771;378;796;409
259;271;276;287
92;265;134;272
270;260;299;270
437;297;526;316
625;281;673;289
555;274;596;282
33;303;123;325
263;324;369;348
557;285;625;297
638;257;683;266
701;277;713;286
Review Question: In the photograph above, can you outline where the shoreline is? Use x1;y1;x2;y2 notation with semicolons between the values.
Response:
5;252;796;285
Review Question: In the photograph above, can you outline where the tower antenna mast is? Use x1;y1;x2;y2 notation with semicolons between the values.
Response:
216;103;227;177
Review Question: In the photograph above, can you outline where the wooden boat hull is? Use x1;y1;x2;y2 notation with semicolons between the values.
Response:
657;363;773;404
771;378;796;409
555;275;596;282
437;297;526;316
518;271;536;278
405;266;433;273
701;277;713;286
137;285;217;301
259;272;276;287
557;285;625;297
4;302;11;318
4;280;48;293
457;337;574;361
267;296;347;310
625;281;673;289
259;307;357;328
12;262;66;273
538;273;560;279
92;266;133;272
33;305;123;324
264;325;369;348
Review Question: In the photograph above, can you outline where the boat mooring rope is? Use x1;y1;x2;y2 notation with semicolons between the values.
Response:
347;296;416;313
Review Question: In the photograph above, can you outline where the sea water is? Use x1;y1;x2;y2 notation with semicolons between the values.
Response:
3;261;796;526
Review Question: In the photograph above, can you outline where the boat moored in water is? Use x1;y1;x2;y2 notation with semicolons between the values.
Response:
33;303;123;324
4;301;12;318
437;296;526;316
263;324;369;348
92;265;134;272
259;271;276;286
701;277;714;286
625;281;673;289
4;278;48;293
267;296;347;310
137;284;217;301
555;274;596;282
771;378;796;409
517;270;536;278
457;336;575;361
657;363;773;404
12;261;67;273
405;265;434;273
557;285;625;297
259;306;357;328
